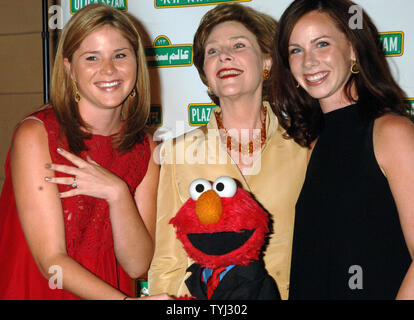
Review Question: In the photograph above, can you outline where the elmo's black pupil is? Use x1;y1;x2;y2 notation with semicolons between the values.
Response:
196;184;204;193
216;182;224;192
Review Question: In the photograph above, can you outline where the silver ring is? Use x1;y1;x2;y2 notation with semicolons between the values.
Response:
72;177;77;188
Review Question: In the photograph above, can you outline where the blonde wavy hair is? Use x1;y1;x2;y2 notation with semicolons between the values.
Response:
50;3;150;154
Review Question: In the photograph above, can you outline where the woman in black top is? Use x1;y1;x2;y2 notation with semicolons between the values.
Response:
272;0;414;299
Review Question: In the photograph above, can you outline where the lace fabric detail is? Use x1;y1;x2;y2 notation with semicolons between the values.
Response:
32;109;150;261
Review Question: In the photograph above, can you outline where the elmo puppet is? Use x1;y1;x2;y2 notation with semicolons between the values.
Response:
170;176;280;300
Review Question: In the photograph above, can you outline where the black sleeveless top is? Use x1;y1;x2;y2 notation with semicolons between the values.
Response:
289;104;411;300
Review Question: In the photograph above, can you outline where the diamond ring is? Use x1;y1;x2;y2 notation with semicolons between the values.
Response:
72;177;77;188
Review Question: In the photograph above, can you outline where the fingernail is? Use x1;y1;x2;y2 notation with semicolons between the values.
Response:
57;148;63;153
45;163;51;169
45;177;51;182
57;193;62;198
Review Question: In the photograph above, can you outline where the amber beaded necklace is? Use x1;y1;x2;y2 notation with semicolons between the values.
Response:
216;106;267;156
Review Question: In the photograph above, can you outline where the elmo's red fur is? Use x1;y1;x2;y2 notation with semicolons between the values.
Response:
170;187;269;269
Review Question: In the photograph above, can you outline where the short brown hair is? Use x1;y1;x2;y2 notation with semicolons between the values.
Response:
51;3;150;154
193;3;278;105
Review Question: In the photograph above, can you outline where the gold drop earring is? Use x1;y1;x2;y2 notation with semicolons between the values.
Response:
350;60;360;74
262;69;270;80
73;81;81;103
207;84;214;95
130;88;136;98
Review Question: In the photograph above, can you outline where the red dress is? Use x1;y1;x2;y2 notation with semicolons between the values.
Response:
0;108;151;299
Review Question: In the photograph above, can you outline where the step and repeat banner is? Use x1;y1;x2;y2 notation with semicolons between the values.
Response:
57;0;414;140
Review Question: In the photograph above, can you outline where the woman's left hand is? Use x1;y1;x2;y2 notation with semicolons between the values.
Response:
45;147;127;202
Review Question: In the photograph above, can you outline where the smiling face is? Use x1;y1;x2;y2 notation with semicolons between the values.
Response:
288;11;356;112
64;25;137;113
203;21;271;104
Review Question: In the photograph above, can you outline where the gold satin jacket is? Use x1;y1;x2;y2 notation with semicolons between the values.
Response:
148;104;307;300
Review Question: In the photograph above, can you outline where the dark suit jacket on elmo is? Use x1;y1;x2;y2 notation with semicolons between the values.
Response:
185;260;280;300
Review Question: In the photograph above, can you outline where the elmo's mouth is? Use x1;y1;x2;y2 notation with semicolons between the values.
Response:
187;230;254;255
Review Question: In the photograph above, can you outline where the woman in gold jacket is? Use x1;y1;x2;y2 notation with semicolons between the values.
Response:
148;4;307;300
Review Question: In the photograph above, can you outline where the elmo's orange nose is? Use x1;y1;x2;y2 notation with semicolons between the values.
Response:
195;190;222;224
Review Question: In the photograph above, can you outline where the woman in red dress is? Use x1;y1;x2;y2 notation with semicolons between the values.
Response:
0;4;168;300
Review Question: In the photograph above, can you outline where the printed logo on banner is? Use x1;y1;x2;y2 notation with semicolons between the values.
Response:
154;0;251;9
146;36;192;68
379;32;404;57
147;105;163;126
70;0;128;14
188;102;217;126
405;99;414;118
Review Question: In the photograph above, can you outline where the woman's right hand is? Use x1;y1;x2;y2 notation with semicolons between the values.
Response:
45;147;127;204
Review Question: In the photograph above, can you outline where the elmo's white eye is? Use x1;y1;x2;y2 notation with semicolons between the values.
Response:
189;178;212;200
213;176;237;198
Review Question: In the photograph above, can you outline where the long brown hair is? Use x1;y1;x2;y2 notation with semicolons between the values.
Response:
193;3;277;106
50;3;150;154
272;0;408;147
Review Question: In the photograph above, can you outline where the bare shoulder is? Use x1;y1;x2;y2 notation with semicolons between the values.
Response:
10;119;50;165
146;132;159;151
12;119;48;148
145;132;160;165
373;113;414;172
374;113;414;145
376;112;414;131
